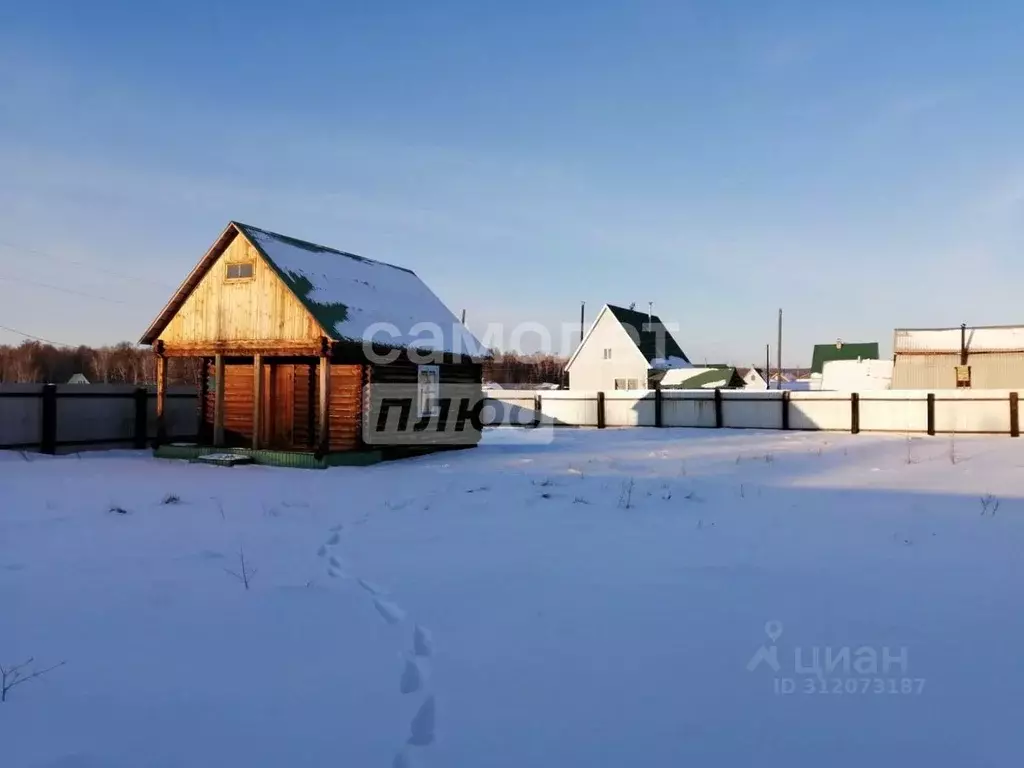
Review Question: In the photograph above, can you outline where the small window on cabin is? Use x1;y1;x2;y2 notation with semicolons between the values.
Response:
603;348;612;359
226;262;254;281
417;365;441;418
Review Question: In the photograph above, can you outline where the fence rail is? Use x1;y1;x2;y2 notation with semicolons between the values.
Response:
481;388;1023;437
0;384;198;453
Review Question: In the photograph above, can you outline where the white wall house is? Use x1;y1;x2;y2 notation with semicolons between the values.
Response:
738;367;767;390
565;304;691;390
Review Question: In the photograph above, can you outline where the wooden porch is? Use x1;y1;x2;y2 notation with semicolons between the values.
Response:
153;340;363;456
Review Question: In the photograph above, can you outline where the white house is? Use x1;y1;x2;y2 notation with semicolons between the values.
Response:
565;304;690;390
737;366;767;390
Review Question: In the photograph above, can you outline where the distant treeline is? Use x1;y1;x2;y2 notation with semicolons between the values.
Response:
0;342;203;385
0;341;567;386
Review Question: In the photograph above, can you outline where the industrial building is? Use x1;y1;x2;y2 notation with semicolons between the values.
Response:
892;324;1024;389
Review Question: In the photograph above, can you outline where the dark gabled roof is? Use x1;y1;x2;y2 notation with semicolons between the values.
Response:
811;342;879;374
605;305;690;364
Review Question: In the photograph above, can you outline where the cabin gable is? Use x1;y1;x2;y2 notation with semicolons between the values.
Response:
158;231;323;346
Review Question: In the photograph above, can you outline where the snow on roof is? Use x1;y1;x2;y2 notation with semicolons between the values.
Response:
894;325;1024;354
659;367;728;388
649;356;692;370
239;223;487;358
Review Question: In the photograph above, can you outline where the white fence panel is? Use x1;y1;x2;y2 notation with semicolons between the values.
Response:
481;394;537;427
604;391;654;427
789;392;852;431
662;391;717;428
934;390;1014;434
859;392;928;433
541;391;599;427
722;391;784;430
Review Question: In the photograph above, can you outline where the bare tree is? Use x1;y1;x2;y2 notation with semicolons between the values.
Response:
224;547;257;590
1;657;66;702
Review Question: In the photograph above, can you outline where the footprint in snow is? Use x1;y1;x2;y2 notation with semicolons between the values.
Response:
357;577;389;596
400;656;426;694
407;695;436;746
391;747;421;768
325;532;341;546
316;545;328;558
413;625;434;657
374;598;407;625
328;555;345;569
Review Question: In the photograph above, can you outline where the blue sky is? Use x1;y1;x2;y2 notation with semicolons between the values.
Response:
2;1;1024;365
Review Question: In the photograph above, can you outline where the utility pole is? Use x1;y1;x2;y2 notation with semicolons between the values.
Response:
765;343;770;389
777;309;783;390
580;302;586;345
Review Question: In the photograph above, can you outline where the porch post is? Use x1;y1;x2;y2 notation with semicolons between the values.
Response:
318;344;331;455
197;358;209;442
155;345;167;447
213;353;226;447
252;353;263;450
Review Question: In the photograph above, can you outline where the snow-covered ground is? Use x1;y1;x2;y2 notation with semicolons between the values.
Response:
4;428;1024;767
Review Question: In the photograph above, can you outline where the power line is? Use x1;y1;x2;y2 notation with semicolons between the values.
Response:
0;323;72;347
0;238;175;289
0;274;130;305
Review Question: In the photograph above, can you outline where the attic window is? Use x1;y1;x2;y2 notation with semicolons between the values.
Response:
603;348;613;359
226;262;254;281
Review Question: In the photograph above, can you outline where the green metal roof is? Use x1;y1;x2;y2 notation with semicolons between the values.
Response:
605;305;690;364
810;342;879;374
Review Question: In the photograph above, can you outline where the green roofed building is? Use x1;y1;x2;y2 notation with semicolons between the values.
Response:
565;303;691;390
139;220;488;466
811;340;879;375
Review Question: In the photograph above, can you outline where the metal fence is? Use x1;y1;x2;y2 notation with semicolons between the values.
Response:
481;388;1023;436
0;384;198;453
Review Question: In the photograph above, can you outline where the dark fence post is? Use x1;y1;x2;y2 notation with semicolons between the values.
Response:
133;387;149;449
596;391;606;429
781;390;790;430
851;392;860;434
40;384;58;454
533;394;542;428
714;388;723;428
1011;392;1019;438
654;385;663;428
926;393;936;436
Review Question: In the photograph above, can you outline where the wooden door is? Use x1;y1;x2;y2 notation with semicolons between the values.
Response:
268;363;296;449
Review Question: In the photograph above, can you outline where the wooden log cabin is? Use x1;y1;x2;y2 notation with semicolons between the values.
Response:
140;221;487;466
